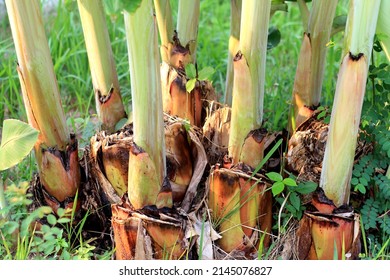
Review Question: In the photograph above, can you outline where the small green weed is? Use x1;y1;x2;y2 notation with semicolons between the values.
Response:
0;180;111;260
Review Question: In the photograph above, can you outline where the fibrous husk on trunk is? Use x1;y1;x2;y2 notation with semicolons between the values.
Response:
208;163;272;258
202;106;283;169
88;125;133;205
204;126;276;257
202;106;283;258
202;106;231;166
111;201;188;260
28;148;113;255
27;134;81;214
286;111;373;184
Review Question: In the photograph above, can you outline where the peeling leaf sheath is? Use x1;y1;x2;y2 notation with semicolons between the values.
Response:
289;0;338;132
320;54;367;207
77;0;126;132
307;0;338;106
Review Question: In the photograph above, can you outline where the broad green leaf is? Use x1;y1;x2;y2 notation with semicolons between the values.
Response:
272;181;285;196
4;221;19;235
20;206;52;237
296;181;318;195
317;110;327;120
283;178;298;187
289;192;301;210
266;172;283;182
198;66;215;81
185;63;197;79
57;208;65;218
0;119;39;171
186;78;196;93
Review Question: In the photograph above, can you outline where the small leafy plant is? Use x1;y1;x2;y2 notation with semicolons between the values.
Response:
266;172;317;221
0;180;111;260
185;63;215;93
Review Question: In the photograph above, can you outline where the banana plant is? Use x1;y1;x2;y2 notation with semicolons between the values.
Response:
95;0;208;260
224;0;287;106
77;0;127;133
207;0;273;255
288;0;338;133
155;0;216;127
5;0;80;213
296;0;382;260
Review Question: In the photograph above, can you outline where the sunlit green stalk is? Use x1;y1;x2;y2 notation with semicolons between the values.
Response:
343;1;381;60
225;0;242;106
320;0;381;207
228;0;271;164
124;0;167;208
297;0;309;29
376;0;390;62
154;0;174;63
307;0;338;106
177;0;200;63
77;0;126;133
289;0;338;132
225;0;287;106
